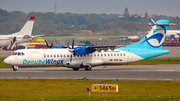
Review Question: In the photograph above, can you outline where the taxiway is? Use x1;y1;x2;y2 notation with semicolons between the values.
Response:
0;64;180;81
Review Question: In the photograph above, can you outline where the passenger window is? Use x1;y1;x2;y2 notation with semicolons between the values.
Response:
80;55;82;57
111;54;113;56
60;54;62;57
44;55;46;58
47;55;49;58
51;55;52;57
117;53;119;56
104;54;106;56
54;55;56;57
57;54;59;57
67;54;69;57
114;53;116;56
97;54;99;57
87;54;89;57
64;54;66;57
101;54;103;56
84;54;86;57
124;53;126;56
108;54;109;56
94;54;96;57
120;53;122;56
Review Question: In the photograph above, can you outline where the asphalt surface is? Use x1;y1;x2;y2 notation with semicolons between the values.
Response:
0;64;180;81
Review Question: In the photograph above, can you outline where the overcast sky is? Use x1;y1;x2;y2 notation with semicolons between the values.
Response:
0;0;180;16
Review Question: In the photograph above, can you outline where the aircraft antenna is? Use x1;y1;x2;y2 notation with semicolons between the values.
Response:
54;2;56;15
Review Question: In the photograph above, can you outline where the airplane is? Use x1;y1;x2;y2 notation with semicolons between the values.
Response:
4;19;175;71
149;19;180;38
0;16;43;50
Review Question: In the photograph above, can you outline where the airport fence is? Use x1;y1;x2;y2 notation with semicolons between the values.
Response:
52;40;132;46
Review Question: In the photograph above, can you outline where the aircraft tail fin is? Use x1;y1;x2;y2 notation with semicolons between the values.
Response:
149;19;155;29
12;16;35;36
126;19;175;50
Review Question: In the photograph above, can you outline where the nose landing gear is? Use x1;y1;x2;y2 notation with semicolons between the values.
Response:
12;66;18;71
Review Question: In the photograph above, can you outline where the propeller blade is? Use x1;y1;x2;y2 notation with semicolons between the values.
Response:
72;39;74;49
67;41;71;49
50;43;53;48
45;40;49;48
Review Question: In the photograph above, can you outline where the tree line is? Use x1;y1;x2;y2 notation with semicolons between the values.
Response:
0;8;180;36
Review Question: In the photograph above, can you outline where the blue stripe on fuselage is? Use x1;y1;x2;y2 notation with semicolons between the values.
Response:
116;47;169;59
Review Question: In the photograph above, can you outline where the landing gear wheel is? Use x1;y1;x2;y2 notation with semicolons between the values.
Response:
85;67;91;71
12;66;18;71
13;68;17;71
73;68;79;71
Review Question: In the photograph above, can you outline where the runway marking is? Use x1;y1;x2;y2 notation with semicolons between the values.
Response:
156;70;174;71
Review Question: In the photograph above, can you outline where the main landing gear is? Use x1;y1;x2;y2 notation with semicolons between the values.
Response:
12;66;18;71
73;68;79;71
72;65;92;71
85;66;91;71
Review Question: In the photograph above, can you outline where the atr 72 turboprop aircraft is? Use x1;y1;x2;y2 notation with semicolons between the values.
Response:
0;16;43;50
4;19;175;71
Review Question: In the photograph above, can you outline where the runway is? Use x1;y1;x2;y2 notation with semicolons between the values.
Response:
0;64;180;81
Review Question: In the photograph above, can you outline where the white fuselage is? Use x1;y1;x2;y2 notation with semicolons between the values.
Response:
4;48;144;67
0;35;32;47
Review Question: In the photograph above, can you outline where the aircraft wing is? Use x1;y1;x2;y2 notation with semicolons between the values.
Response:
73;45;124;55
86;45;123;52
31;34;45;38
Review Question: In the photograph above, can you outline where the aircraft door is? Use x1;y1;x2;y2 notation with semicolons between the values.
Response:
127;49;133;63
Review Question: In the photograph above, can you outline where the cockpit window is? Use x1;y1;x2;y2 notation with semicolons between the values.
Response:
12;52;25;56
21;52;25;55
12;52;17;55
18;52;21;55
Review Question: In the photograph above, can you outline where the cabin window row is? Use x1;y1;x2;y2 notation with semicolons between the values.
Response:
44;53;126;58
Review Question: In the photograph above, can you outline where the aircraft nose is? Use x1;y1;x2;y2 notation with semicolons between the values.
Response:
4;57;11;65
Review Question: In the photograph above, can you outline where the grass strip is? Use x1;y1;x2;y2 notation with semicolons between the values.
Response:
129;59;180;65
0;80;180;101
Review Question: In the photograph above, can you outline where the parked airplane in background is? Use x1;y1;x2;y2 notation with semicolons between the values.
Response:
0;16;43;50
149;19;180;38
4;19;175;71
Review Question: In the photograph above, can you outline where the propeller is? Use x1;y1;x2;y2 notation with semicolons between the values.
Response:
45;40;53;48
67;39;76;62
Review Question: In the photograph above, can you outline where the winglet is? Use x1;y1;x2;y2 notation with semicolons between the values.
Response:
29;16;35;21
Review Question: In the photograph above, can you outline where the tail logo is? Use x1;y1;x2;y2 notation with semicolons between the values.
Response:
141;28;165;48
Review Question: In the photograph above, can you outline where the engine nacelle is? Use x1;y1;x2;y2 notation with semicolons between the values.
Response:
74;46;96;55
65;62;82;68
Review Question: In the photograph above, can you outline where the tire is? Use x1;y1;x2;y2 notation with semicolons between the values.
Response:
73;68;79;71
85;67;91;71
13;68;17;71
